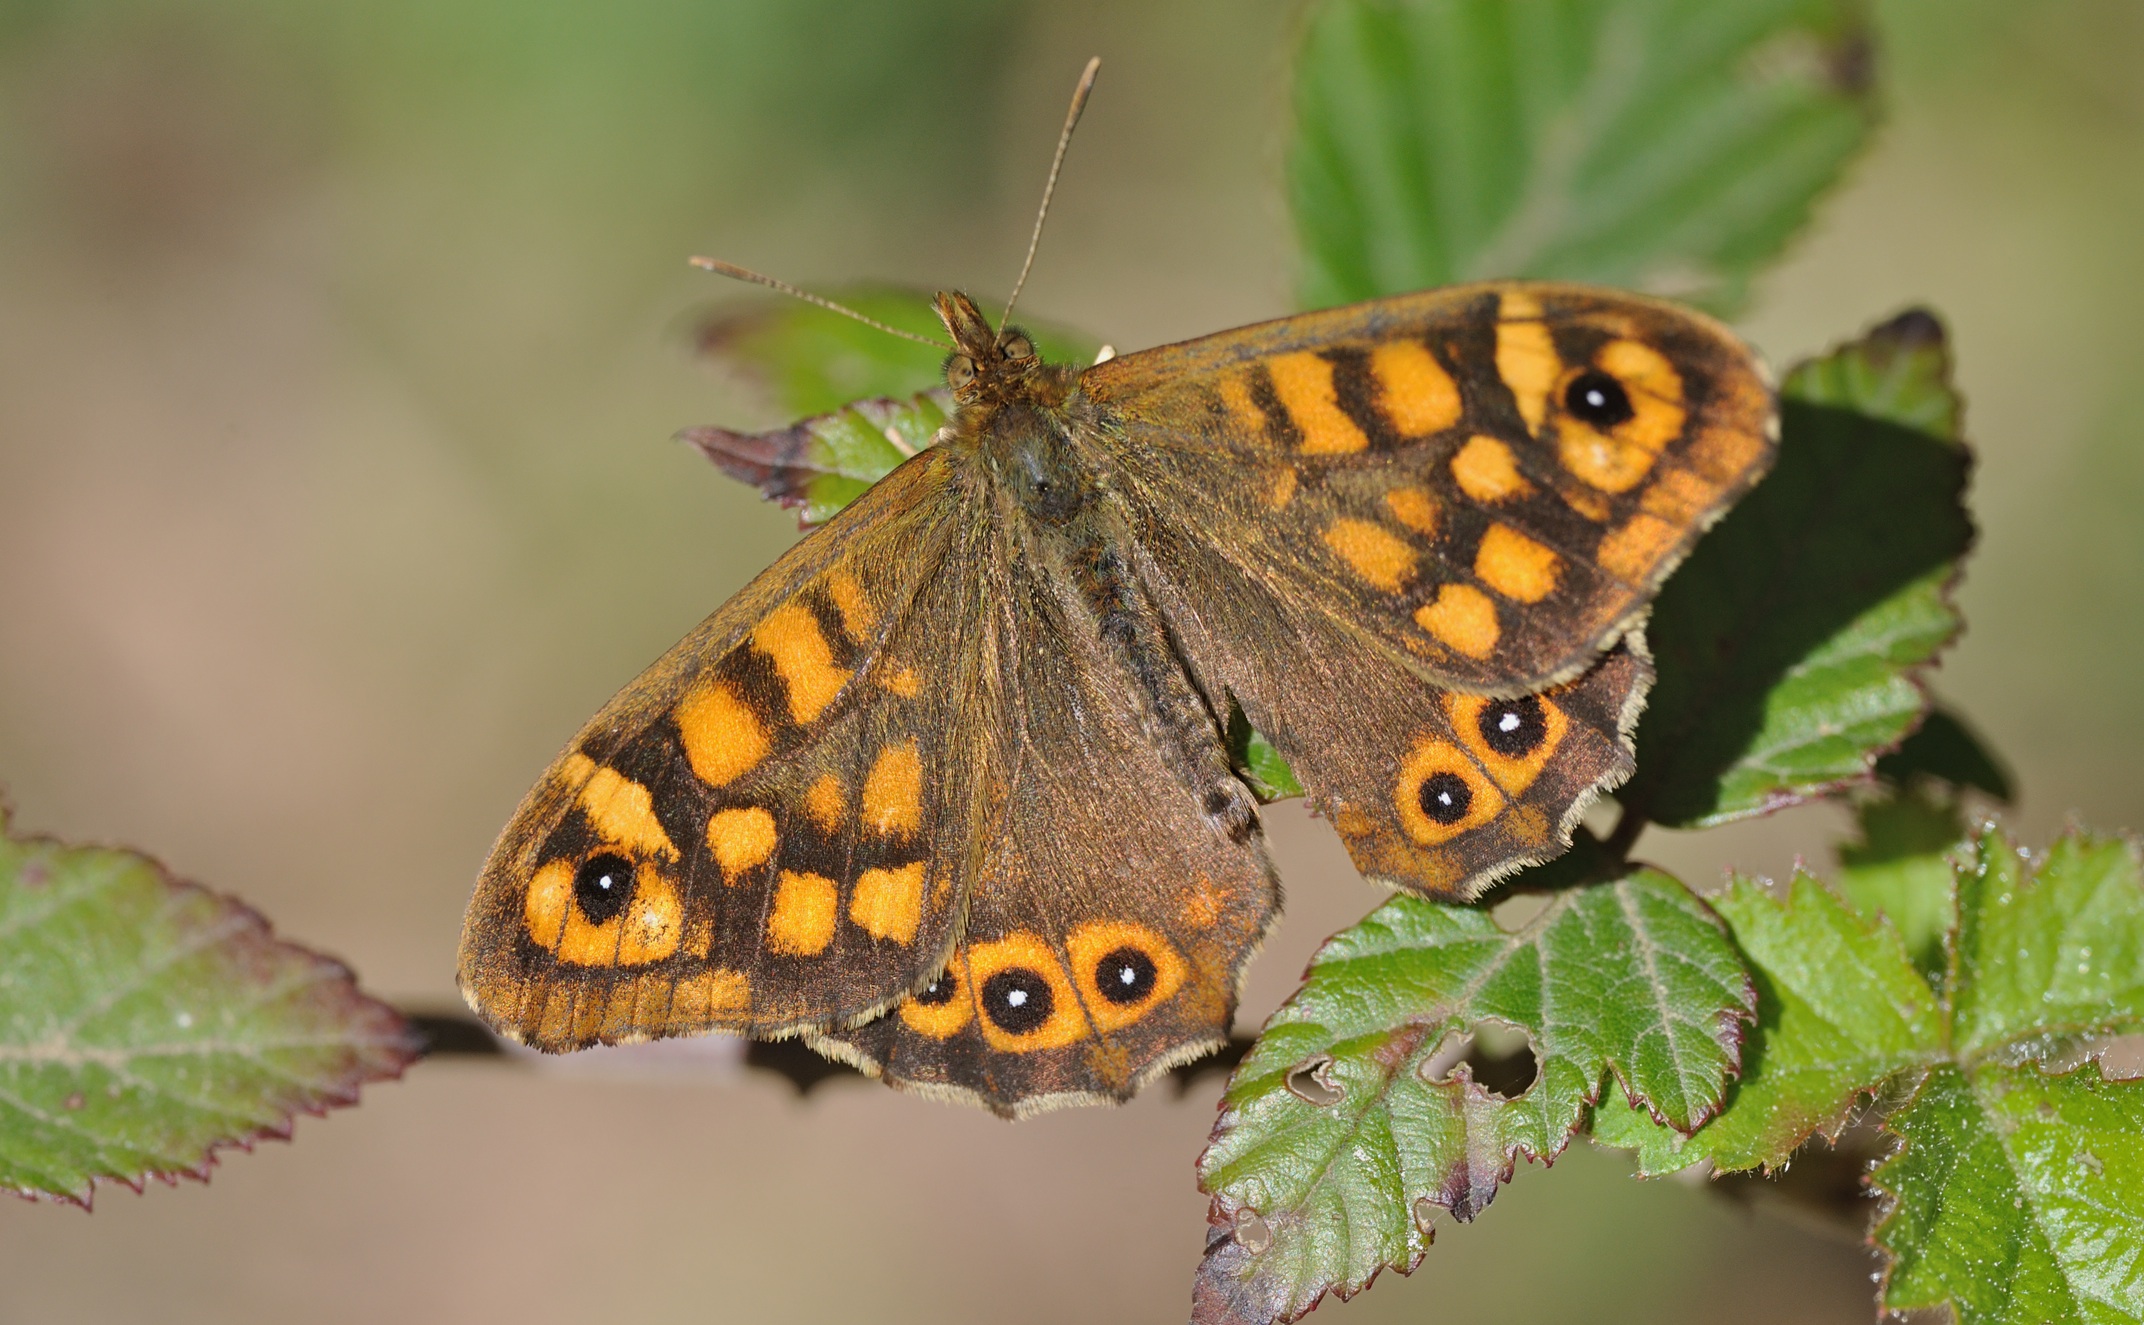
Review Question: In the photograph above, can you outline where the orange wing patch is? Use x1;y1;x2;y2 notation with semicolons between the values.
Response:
767;869;839;956
1414;584;1501;658
850;862;926;945
1473;524;1562;603
675;681;769;787
1368;340;1462;436
753;602;851;723
1321;517;1417;592
862;740;923;836
1267;351;1369;455
1451;435;1533;503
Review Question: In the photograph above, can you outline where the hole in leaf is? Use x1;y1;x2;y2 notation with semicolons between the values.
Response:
1231;1207;1272;1253
1417;1018;1539;1099
1284;1054;1344;1106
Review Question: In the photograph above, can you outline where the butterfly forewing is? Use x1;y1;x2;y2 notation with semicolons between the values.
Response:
459;452;1002;1048
1082;283;1773;694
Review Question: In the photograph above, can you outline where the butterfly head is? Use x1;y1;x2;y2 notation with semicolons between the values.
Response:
935;290;1061;407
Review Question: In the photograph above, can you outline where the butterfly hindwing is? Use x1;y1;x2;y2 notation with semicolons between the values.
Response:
459;453;1000;1048
813;542;1277;1116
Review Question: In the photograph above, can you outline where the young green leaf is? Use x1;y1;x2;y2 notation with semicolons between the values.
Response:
683;390;952;527
0;811;420;1207
1590;872;1942;1175
1193;868;1751;1324
1871;1062;2144;1325
1289;0;1874;311
1949;826;2144;1061
695;286;1098;418
1619;309;1975;828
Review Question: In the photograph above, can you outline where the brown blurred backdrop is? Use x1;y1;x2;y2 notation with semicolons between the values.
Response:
2;1;2140;1321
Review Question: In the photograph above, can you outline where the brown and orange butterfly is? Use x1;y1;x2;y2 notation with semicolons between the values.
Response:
457;70;1774;1119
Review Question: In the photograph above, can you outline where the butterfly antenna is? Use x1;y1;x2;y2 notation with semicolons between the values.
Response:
1000;56;1100;329
688;256;951;349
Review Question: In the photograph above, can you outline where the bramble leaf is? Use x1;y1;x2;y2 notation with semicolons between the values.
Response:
1950;826;2144;1061
695;286;1098;417
1589;824;2144;1322
1620;309;1975;828
683;390;952;527
1590;872;1941;1175
1192;867;1751;1324
0;811;419;1206
1872;1062;2144;1325
1289;0;1874;311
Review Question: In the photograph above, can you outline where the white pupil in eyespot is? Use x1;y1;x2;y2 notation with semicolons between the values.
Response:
1117;966;1136;984
1499;712;1521;733
1436;789;1456;806
1006;989;1027;1007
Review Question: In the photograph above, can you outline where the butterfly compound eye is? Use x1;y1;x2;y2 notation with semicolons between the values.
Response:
1000;333;1034;361
572;853;635;924
1563;370;1635;428
946;355;977;390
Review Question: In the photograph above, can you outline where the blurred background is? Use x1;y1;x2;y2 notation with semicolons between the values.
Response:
1;1;2140;1321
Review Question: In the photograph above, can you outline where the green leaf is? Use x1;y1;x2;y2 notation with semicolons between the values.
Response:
1192;868;1751;1323
1950;826;2144;1061
1871;1062;2144;1325
696;286;1099;418
683;390;951;527
1619;309;1975;828
1227;707;1304;802
0;811;419;1206
1590;872;1942;1175
1289;0;1874;310
1874;705;2015;802
1834;783;1967;981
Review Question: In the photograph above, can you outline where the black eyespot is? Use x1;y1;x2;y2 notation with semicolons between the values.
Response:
1094;947;1158;1006
980;968;1054;1033
1564;370;1633;428
946;355;976;389
572;853;634;924
915;971;960;1006
1478;696;1548;758
1418;772;1474;825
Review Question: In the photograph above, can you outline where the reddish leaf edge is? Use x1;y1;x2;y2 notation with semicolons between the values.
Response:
1;806;424;1210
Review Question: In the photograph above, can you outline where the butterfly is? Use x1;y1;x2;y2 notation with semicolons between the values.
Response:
456;271;1774;1116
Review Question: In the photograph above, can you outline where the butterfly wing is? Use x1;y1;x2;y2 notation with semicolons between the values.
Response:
1083;282;1771;689
813;514;1279;1117
1081;282;1771;897
459;451;1008;1049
